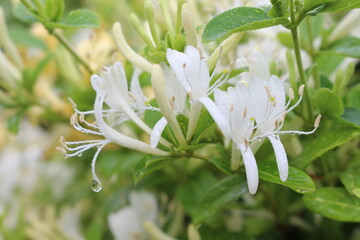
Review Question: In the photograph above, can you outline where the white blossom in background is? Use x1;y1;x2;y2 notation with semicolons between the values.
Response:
108;191;158;240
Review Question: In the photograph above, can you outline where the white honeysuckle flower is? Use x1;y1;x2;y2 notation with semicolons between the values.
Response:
248;75;321;182
59;63;170;191
108;191;158;240
166;46;229;141
200;85;259;194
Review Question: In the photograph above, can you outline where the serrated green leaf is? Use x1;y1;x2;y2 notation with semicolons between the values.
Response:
292;123;360;169
47;9;99;29
133;155;176;184
340;169;360;198
202;7;290;42
315;88;344;115
194;174;248;224
303;187;360;222
258;160;315;194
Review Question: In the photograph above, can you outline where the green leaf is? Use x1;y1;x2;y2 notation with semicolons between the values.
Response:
23;53;53;90
47;9;99;29
202;7;290;42
12;3;37;23
323;0;360;12
341;107;360;127
340;169;360;198
194;174;248;224
319;74;333;89
7;110;24;134
192;108;214;144
303;0;360;14
176;172;217;217
277;32;293;48
303;187;360;222
269;0;288;18
347;85;360;109
327;37;360;58
258;160;315;194
209;157;232;175
315;88;344;115
292;123;360;169
133;155;177;184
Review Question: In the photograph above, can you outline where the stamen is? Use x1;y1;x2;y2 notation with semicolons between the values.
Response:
229;103;234;112
314;115;321;128
56;147;67;154
298;85;305;96
70;113;77;125
79;113;85;123
128;92;137;102
243;107;247;118
68;98;77;108
289;88;294;100
198;47;205;60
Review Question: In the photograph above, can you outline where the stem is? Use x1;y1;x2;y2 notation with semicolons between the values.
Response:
51;30;93;75
289;0;313;121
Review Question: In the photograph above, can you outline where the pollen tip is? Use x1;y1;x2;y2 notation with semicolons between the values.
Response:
314;115;321;128
56;146;67;154
299;85;305;96
70;113;77;125
289;88;294;100
79;114;85;123
59;136;66;146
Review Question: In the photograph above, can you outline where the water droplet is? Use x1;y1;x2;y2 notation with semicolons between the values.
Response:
92;179;102;192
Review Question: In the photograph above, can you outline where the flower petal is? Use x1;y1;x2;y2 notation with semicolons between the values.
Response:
150;117;168;148
199;97;232;139
238;143;258;195
268;135;288;182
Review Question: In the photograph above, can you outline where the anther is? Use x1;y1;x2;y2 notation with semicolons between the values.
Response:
70;113;77;125
229;103;234;112
289;88;294;100
198;47;205;60
183;63;186;68
79;114;85;123
299;85;305;96
243;107;247;118
314;115;321;128
56;146;67;154
128;92;137;102
59;136;66;148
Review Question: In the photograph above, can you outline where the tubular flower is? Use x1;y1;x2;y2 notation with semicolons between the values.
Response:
200;85;259;194
58;62;169;191
248;75;321;182
166;46;229;141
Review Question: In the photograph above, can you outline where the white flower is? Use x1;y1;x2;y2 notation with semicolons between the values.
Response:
248;75;320;182
200;85;259;194
59;63;170;191
108;191;158;240
165;46;228;141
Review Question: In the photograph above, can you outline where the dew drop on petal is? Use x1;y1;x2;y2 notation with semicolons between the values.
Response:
92;179;102;192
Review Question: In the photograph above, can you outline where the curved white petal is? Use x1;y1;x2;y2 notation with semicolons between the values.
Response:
268;135;288;182
150;117;168;148
130;68;148;106
90;75;104;94
108;207;143;240
166;48;192;93
238;143;258;195
199;97;232;139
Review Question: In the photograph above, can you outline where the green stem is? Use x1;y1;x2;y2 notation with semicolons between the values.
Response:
51;31;93;75
289;0;313;121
